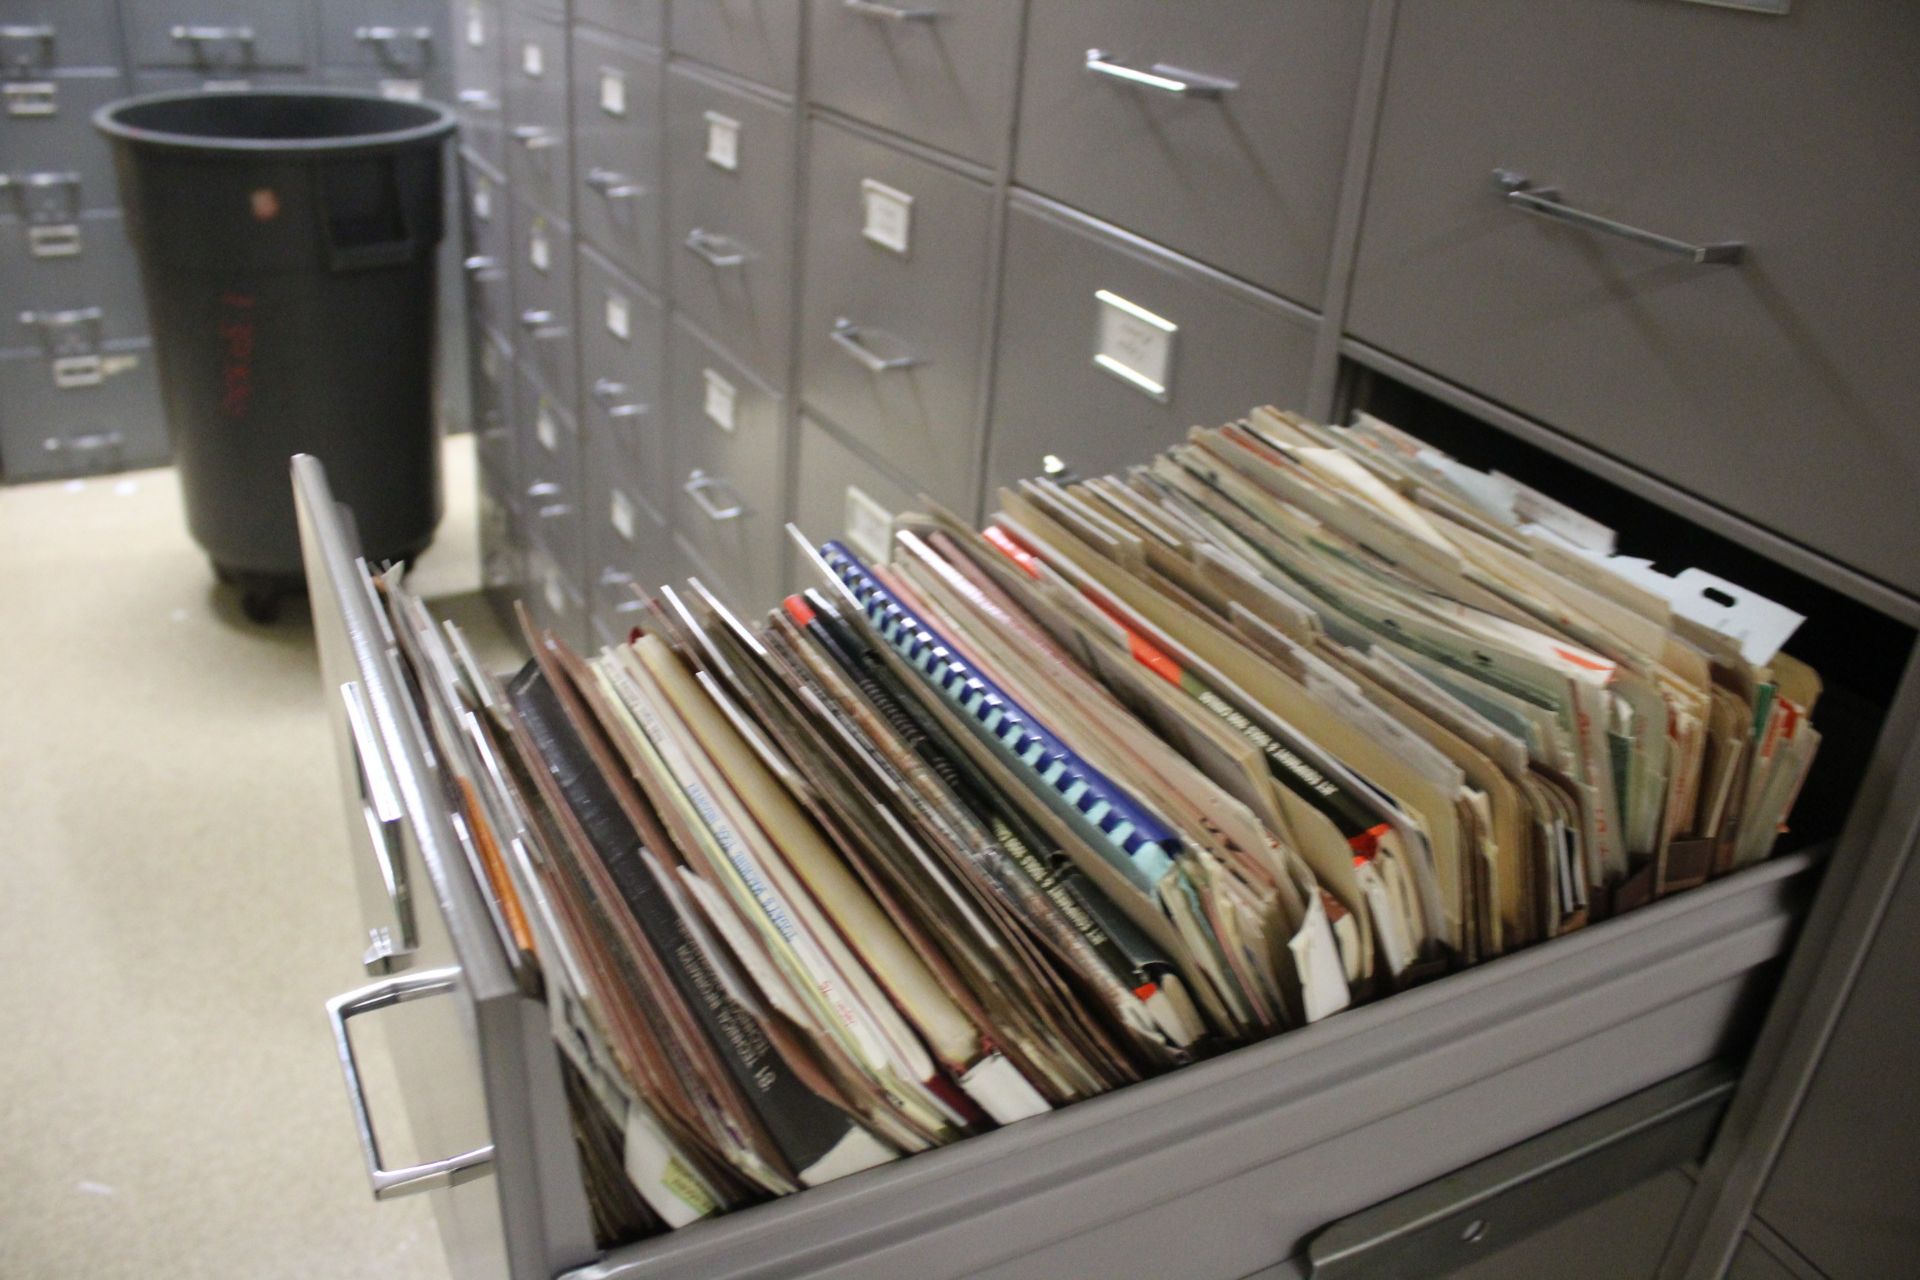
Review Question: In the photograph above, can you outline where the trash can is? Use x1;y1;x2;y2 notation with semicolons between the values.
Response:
95;89;457;622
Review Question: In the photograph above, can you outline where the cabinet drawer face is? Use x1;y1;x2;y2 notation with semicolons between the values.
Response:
508;201;577;407
584;419;675;643
788;413;921;589
807;0;1021;166
0;209;147;353
1348;0;1920;593
502;7;570;218
665;67;795;387
984;197;1318;499
0;343;166;481
515;361;586;590
0;0;119;72
571;26;663;289
669;0;800;96
1;72;123;210
576;0;664;48
668;313;786;613
478;461;526;596
798;119;992;509
124;0;307;70
525;537;591;649
452;1;507;168
470;325;516;482
459;156;514;340
577;243;667;519
317;0;445;74
1014;0;1367;307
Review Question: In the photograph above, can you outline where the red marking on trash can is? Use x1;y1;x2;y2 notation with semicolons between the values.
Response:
219;292;256;419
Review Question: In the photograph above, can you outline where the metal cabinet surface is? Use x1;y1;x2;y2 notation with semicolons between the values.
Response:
471;323;517;482
502;6;571;218
460;151;515;339
0;339;164;478
123;0;309;70
508;199;577;407
573;0;662;49
668;0;799;97
1346;0;1920;596
582;416;674;647
0;70;123;213
787;411;922;591
570;24;662;287
453;0;508;168
0;207;145;348
0;0;120;72
576;241;667;519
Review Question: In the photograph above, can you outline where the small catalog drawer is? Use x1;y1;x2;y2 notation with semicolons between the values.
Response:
0;71;122;209
667;311;786;613
459;151;514;341
477;453;527;603
0;340;166;481
317;0;444;76
1014;0;1369;309
798;118;993;510
452;0;507;169
515;360;587;598
666;65;795;387
502;6;570;219
470;324;516;483
984;195;1319;499
1346;0;1920;596
0;208;147;350
571;24;664;289
123;0;307;70
0;0;119;73
787;412;920;592
807;0;1022;166
669;0;799;97
525;536;591;651
576;242;666;518
583;415;676;647
508;198;577;408
575;0;664;49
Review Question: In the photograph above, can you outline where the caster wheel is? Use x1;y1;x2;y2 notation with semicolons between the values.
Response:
240;589;281;625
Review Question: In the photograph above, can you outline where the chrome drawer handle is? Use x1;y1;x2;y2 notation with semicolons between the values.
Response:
170;24;255;45
43;429;122;455
461;254;503;278
517;308;565;339
326;968;496;1200
512;125;558;150
1084;49;1237;99
830;317;919;373
586;166;646;200
684;227;746;268
684;470;745;522
356;25;434;45
592;377;648;418
1493;170;1745;266
456;88;498;110
843;0;942;21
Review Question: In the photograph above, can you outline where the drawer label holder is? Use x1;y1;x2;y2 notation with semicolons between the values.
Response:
860;178;913;256
1093;289;1176;402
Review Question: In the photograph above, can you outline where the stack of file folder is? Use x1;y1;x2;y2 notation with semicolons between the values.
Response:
372;407;1824;1236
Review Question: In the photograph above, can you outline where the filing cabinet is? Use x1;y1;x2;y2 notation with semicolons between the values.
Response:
317;0;447;78
0;70;123;211
573;0;662;49
1345;0;1920;597
569;24;662;287
471;324;517;483
582;415;675;647
0;208;146;348
460;150;514;339
0;340;166;479
453;0;508;168
515;361;588;614
508;197;577;408
576;242;666;520
0;0;120;73
806;0;1023;168
667;311;786;614
665;64;795;387
668;0;799;98
787;411;922;590
797;117;994;511
122;0;309;71
502;6;571;219
984;194;1320;501
1014;0;1369;310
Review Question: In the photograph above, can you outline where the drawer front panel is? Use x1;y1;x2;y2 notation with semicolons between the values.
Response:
665;66;795;387
515;360;586;595
0;0;119;72
1014;0;1368;307
0;342;166;481
317;0;446;74
0;72;123;211
984;197;1318;499
788;413;920;590
669;0;800;97
459;154;514;340
668;312;786;613
0;208;148;352
798;119;991;510
124;0;308;70
478;457;527;598
127;68;306;95
525;537;590;649
583;418;675;644
471;324;517;483
508;199;577;407
807;0;1022;166
502;6;571;219
571;25;664;288
575;0;664;48
1348;0;1920;594
577;243;667;522
452;0;507;169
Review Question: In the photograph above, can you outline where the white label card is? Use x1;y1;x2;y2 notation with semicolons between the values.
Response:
530;223;550;271
703;111;740;171
537;402;560;453
380;79;423;102
605;292;630;340
600;68;626;116
860;179;912;256
702;368;736;432
466;5;485;47
844;485;893;564
1092;289;1176;401
611;489;638;542
522;41;544;78
472;180;492;222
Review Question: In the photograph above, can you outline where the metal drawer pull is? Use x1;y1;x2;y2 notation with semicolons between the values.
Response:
3;81;56;116
462;254;503;278
517;308;565;339
512;124;558;150
44;430;122;456
1084;49;1237;99
830;318;919;373
592;378;648;418
170;24;255;46
1493;170;1745;265
586;166;646;200
326;967;496;1200
843;0;943;21
684;227;746;268
356;25;433;45
684;470;745;522
456;88;498;110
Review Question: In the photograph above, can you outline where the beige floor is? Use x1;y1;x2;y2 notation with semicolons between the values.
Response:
0;437;513;1279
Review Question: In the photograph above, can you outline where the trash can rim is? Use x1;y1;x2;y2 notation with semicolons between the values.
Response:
93;88;457;156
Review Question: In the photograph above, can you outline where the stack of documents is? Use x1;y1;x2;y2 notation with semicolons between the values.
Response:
369;406;1822;1236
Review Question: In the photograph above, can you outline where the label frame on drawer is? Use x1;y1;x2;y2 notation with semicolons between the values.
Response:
1092;288;1178;402
859;177;913;257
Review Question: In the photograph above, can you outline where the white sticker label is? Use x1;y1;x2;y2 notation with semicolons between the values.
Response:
600;68;626;116
529;223;550;271
522;40;544;78
1092;289;1176;401
860;178;913;256
702;368;736;432
611;489;638;542
703;111;740;171
604;292;630;340
537;402;560;453
844;485;893;564
466;5;485;47
543;566;567;615
471;179;491;222
380;79;423;102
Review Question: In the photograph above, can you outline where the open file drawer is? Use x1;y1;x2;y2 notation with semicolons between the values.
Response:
297;449;1828;1280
